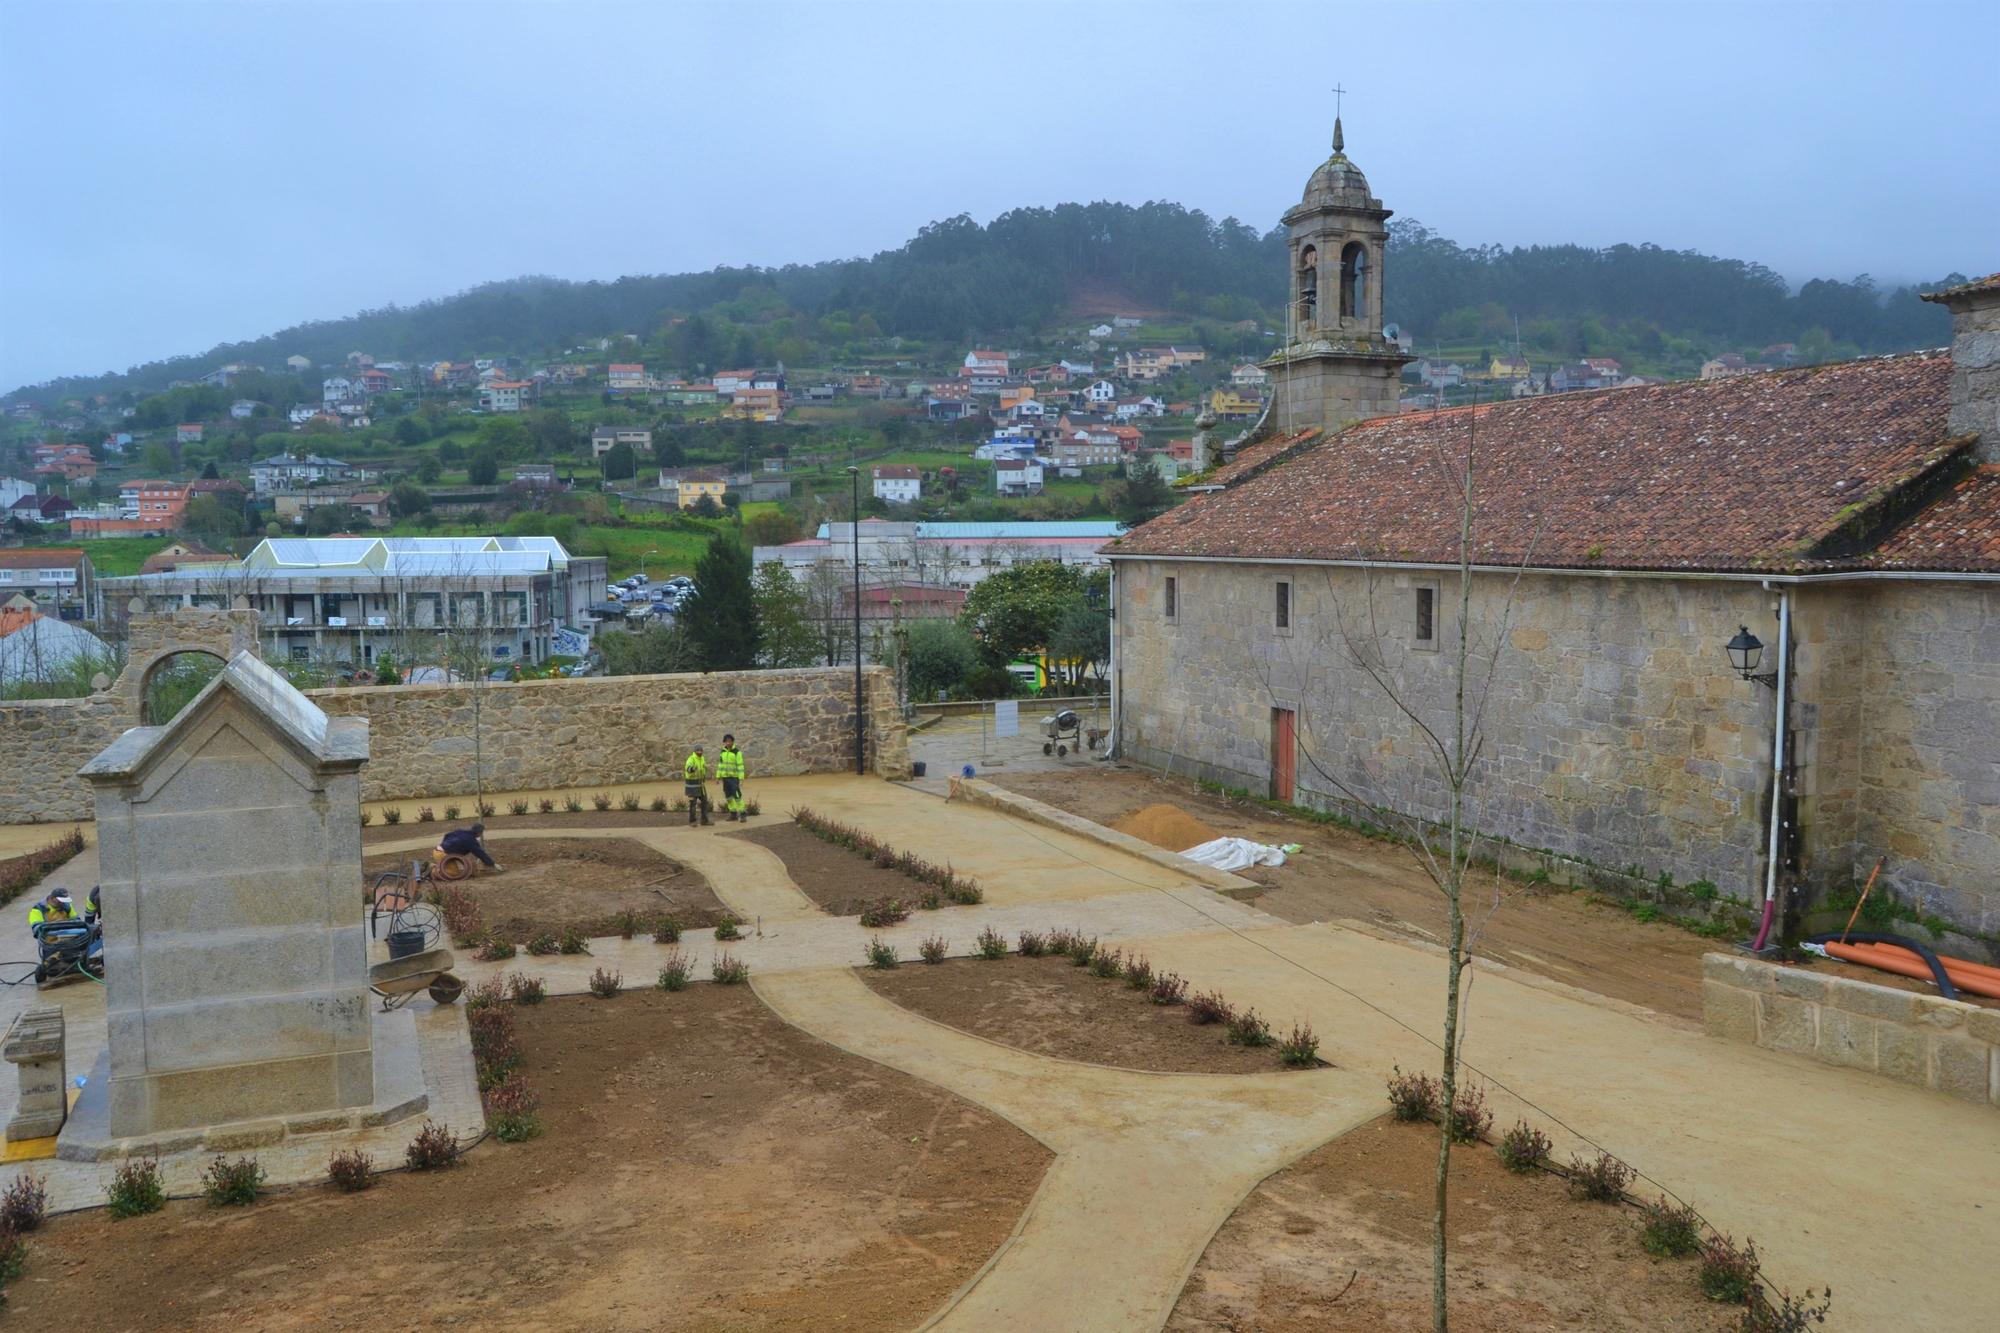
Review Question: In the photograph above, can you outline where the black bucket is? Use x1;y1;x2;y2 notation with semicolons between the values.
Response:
911;760;927;778
387;929;425;960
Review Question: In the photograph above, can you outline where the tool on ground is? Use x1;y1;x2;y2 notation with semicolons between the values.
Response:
1838;857;1885;944
1040;709;1103;757
368;946;463;1010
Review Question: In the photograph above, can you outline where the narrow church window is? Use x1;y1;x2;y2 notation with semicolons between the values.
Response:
1297;246;1317;325
1340;242;1368;320
1414;585;1436;646
1274;580;1291;630
1164;576;1178;620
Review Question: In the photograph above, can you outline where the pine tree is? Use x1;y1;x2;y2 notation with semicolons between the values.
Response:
679;534;761;670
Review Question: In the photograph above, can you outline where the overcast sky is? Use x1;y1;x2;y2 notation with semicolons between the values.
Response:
3;0;1994;392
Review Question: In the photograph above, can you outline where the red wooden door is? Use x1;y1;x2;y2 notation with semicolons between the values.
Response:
1272;708;1296;803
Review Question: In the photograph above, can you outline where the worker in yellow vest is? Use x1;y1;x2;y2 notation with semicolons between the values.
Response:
27;889;75;938
717;734;748;821
683;746;713;826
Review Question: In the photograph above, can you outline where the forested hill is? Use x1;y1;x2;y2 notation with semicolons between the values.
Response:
10;201;1962;400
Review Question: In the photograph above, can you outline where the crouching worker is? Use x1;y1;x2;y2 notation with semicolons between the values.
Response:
717;734;749;822
26;889;75;939
436;822;503;875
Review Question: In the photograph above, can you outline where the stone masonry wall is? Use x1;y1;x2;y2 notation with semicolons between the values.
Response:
1117;560;1781;901
310;665;910;803
0;695;131;824
1115;559;2000;933
1702;953;1999;1108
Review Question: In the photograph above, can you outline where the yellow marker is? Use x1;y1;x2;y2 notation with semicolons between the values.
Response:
0;1085;81;1161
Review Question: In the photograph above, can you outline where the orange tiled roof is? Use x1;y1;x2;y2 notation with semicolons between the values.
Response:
1112;351;1966;574
1870;466;2000;572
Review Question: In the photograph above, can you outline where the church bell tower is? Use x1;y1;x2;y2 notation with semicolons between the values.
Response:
1263;117;1412;431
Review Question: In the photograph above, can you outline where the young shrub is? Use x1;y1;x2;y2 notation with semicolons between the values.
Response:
652;915;683;944
476;937;517;962
614;910;640;940
918;888;943;911
1496;1120;1552;1173
1446;1082;1492;1143
562;795;584;813
557;926;590;955
475;801;495;819
1187;989;1234;1024
745;798;762;817
866;937;900;970
1016;929;1048;958
1227;1009;1274;1047
656;951;691;991
440;886;483;945
588;966;623;999
0;1225;25;1286
649;796;668;813
326;1149;374;1193
1567;1151;1635;1203
507;799;529;816
537;798;556;814
1089;947;1123;979
359;808;373;827
1044;927;1078;957
525;932;559;956
1750;1287;1834;1332
711;953;749;984
975;925;1008;959
620;794;641;812
201;1155;265;1207
945;877;983;906
442;805;461;821
107;1156;166;1218
671;798;688;813
1067;936;1099;967
404;1121;459;1171
920;935;949;965
465;976;507;1010
1386;1067;1440;1122
382;807;403;825
485;1072;542;1143
1640;1196;1704;1258
415;806;436;823
591;792;613;811
858;899;909;929
713;915;743;941
506;972;547;1005
1149;972;1189;1006
1123;955;1154;990
1697;1234;1759;1304
1278;1022;1321;1068
0;1175;47;1232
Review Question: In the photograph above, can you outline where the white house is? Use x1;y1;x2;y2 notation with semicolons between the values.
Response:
288;405;319;425
592;426;652;458
0;477;34;510
322;377;353;407
1085;379;1118;404
1088;324;1113;338
479;380;533;413
230;399;261;420
250;453;358;494
1231;363;1270;389
285;354;312;372
994;457;1044;496
872;465;922;505
963;349;1009;375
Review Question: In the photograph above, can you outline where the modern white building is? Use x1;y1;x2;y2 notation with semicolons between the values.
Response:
250;454;367;494
754;520;1122;591
995;457;1045;495
97;536;607;669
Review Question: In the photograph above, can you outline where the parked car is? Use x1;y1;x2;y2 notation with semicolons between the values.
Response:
667;575;693;590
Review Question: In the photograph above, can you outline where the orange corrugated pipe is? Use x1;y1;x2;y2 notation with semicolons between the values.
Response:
1821;941;2000;1000
1842;940;2000;983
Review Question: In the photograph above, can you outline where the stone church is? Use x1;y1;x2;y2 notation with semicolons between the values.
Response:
1107;122;2000;942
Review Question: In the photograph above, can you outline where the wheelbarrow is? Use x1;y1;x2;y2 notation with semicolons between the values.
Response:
368;947;464;1010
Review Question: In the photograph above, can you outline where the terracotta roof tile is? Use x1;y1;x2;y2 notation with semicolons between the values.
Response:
1111;351;1961;574
1869;466;2000;572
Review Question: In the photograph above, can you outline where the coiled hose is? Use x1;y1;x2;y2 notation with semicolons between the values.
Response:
1804;930;1959;1001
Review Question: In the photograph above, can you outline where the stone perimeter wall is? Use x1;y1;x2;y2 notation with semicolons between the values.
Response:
1702;953;2000;1109
309;665;910;803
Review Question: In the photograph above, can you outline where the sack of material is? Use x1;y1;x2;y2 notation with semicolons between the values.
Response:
1178;836;1288;871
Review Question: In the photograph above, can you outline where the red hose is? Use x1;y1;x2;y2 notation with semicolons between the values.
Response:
1751;897;1777;952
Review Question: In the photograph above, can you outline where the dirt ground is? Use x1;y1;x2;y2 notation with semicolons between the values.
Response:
12;986;1051;1332
1167;1116;1738;1332
865;954;1296;1074
732;822;929;916
991;768;1718;1021
361;809;705;844
362;836;728;941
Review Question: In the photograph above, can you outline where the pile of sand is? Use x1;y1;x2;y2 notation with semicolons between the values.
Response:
1114;803;1222;853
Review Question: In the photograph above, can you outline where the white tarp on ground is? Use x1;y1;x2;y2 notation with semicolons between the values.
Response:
1179;836;1288;871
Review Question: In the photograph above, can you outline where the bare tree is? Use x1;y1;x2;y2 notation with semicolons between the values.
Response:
1254;402;1535;1333
802;559;856;667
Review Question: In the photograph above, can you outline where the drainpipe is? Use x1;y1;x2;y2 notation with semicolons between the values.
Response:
1751;583;1792;951
1106;560;1120;759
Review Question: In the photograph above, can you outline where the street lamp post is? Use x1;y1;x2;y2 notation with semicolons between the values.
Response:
848;466;864;775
